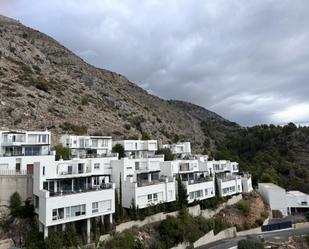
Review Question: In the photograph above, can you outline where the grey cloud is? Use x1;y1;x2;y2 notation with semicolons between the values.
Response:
1;0;309;126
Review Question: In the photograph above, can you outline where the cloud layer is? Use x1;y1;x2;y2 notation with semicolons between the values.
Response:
2;0;309;126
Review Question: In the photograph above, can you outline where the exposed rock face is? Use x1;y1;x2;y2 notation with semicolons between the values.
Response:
0;15;239;151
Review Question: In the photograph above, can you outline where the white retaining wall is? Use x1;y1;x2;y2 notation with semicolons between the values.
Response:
193;227;237;248
100;194;243;241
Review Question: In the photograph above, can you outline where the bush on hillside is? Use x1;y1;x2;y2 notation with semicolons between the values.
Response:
237;200;251;217
238;239;264;249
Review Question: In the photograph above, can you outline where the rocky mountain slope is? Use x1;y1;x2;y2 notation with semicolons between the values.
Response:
0;15;239;151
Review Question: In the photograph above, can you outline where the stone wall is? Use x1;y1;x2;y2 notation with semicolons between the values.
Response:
0;175;33;206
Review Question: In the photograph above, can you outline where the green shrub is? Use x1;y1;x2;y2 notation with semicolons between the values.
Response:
45;231;64;249
10;192;22;217
159;216;184;248
238;239;264;249
35;80;49;92
141;132;151;140
25;229;46;249
237;200;251;216
112;144;125;159
54;144;71;160
156;148;175;161
61;122;88;135
81;96;89;105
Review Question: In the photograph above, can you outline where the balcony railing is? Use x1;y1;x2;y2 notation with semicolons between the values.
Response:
0;169;29;176
219;175;242;182
137;177;174;187
0;151;53;157
49;183;113;197
72;153;118;159
187;176;213;185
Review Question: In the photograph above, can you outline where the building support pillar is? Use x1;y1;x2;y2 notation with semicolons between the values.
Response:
43;226;48;239
87;218;91;244
101;215;104;224
62;223;66;231
148;173;152;183
109;213;113;224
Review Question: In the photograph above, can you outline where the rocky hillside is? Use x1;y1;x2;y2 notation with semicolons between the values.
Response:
0;15;239;151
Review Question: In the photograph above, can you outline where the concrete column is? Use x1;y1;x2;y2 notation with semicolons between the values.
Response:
101;215;104;224
62;223;66;231
148;173;152;183
39;222;43;232
109;213;113;224
54;181;57;193
43;226;48;239
87;218;91;244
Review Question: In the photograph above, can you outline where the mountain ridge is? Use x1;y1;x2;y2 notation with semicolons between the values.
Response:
0;15;239;152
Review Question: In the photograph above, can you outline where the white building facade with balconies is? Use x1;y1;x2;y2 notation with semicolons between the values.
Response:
111;140;176;209
0;130;54;174
60;135;113;158
161;158;215;203
33;155;117;243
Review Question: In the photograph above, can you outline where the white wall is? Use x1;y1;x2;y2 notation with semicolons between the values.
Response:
258;183;287;216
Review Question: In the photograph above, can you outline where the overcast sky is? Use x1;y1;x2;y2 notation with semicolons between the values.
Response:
1;0;309;126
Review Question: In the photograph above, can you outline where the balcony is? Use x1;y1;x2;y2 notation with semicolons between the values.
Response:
187;176;213;185
219;175;241;182
49;183;113;197
137;177;174;187
72;153;118;159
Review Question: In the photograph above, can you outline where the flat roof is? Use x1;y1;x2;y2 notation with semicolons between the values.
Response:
286;190;308;197
259;182;286;190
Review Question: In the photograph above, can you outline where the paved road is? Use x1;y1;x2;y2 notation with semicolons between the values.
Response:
196;226;309;249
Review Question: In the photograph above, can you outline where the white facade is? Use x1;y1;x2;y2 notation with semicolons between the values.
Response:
286;191;309;214
161;159;215;203
111;140;176;209
111;157;176;209
60;135;113;158
241;173;253;193
161;142;191;157
0;130;54;174
33;156;117;241
112;140;158;158
208;159;252;197
258;183;288;216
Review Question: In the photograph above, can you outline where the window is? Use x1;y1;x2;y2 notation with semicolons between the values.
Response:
43;166;45;176
147;194;152;202
147;193;158;203
94;163;100;169
94;177;100;185
153;193;158;201
52;208;64;220
41;135;47;143
189;190;203;200
43;182;48;190
92;202;99;213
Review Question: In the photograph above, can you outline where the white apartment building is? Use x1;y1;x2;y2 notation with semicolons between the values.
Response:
208;160;252;197
161;142;191;158
111;140;176;209
161;157;215;203
113;139;158;159
60;135;113;158
33;155;117;243
0;130;54;174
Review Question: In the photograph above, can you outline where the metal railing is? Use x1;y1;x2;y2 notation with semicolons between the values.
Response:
0;169;29;175
49;183;113;197
187;176;213;185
